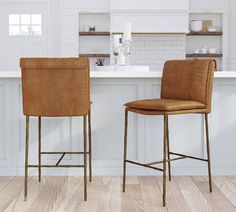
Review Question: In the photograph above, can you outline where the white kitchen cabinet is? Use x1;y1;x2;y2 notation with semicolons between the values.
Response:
111;14;189;33
62;0;109;10
141;0;189;10
190;0;227;12
0;80;12;168
111;0;141;10
228;0;236;68
111;0;189;11
60;11;79;57
1;74;236;176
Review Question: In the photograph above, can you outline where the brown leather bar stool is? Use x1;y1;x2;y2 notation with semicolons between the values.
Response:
20;58;92;201
123;59;216;206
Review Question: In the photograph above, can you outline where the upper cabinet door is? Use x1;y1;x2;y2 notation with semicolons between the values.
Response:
111;0;189;10
190;0;227;12
62;0;109;10
111;14;189;33
140;0;189;10
111;0;142;10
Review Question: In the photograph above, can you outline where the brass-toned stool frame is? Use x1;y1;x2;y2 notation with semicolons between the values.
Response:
24;110;92;201
123;109;212;207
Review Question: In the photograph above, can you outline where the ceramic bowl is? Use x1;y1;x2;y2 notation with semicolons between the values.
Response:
190;21;203;32
194;49;200;54
209;48;217;54
201;48;208;54
207;26;218;32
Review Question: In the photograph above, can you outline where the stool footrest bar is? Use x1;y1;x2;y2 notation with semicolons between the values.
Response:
56;153;65;166
41;152;90;155
28;165;84;168
126;160;164;172
169;152;208;162
145;156;186;166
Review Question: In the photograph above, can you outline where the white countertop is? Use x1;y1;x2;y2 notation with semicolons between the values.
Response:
95;65;150;72
1;71;236;78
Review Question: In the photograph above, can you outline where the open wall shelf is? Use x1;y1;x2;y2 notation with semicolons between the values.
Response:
79;32;110;36
186;11;226;71
79;13;111;70
186;53;223;58
79;54;110;58
187;32;223;36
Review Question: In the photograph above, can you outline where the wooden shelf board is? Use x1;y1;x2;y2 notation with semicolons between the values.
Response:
186;54;223;58
112;32;186;35
79;32;110;36
79;54;110;58
187;32;223;36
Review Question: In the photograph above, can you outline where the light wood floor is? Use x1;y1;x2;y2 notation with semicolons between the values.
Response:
0;176;236;212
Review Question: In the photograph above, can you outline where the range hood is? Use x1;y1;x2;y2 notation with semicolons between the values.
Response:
111;13;189;33
110;0;189;33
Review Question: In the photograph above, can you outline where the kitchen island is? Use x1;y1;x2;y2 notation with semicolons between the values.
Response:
0;68;236;176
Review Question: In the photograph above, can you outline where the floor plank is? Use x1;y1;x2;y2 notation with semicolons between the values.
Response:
51;177;83;211
213;176;236;208
0;177;25;211
0;192;13;212
126;176;139;185
74;177;103;212
175;176;213;212
122;177;145;212
98;177;121;212
139;176;167;212
4;177;41;212
27;176;67;212
157;176;192;212
0;177;14;192
192;176;236;212
1;177;24;197
0;176;236;212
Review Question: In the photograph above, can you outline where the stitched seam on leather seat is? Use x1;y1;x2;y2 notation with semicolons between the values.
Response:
205;61;211;106
126;107;207;113
205;60;216;109
126;105;206;111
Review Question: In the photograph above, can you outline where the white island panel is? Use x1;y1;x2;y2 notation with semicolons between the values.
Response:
0;73;236;176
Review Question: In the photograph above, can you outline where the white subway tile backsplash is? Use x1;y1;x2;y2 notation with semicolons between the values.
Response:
227;58;236;71
110;34;186;71
129;34;186;71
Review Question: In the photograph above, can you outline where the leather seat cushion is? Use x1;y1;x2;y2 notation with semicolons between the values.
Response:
125;99;206;112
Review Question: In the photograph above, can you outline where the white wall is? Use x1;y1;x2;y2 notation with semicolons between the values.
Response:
227;0;236;71
228;0;236;55
0;0;63;71
0;0;235;71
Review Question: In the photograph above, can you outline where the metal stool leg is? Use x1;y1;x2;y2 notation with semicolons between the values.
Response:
24;116;29;201
88;110;92;182
83;115;87;201
163;114;168;207
166;116;171;181
38;116;41;182
123;110;128;192
205;114;212;193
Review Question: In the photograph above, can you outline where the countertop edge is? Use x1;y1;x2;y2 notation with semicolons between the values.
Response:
1;71;236;78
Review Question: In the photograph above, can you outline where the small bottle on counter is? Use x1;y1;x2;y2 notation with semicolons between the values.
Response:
117;53;126;66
